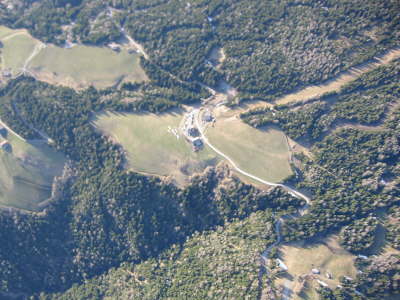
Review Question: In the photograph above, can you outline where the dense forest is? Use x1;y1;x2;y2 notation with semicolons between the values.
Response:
41;210;276;299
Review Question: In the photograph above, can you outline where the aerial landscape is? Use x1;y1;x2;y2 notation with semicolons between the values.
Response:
0;0;398;299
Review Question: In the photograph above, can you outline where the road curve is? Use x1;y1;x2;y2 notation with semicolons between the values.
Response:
194;108;311;203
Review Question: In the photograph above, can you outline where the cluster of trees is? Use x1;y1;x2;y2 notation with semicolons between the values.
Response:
353;254;400;298
339;215;379;253
317;286;364;300
123;0;400;100
241;102;329;141
0;77;302;297
319;254;400;300
0;0;121;46
247;58;400;299
282;127;399;241
385;206;400;250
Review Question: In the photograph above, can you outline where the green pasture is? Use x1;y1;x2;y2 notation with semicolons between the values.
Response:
206;116;292;183
1;32;39;75
93;111;219;185
0;132;66;211
30;44;147;89
0;25;148;89
276;235;357;299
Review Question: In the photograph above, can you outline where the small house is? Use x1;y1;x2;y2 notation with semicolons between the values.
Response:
317;280;328;288
276;259;288;271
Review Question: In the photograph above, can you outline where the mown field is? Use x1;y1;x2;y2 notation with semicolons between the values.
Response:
206;106;292;184
0;29;39;75
0;26;16;39
0;132;66;211
93;111;219;186
30;45;147;89
0;25;147;89
276;235;357;300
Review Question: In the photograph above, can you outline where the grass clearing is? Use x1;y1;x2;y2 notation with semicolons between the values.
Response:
30;45;147;89
0;25;148;89
276;235;357;299
93;111;219;186
0;132;66;211
1;32;39;75
206;106;292;183
0;26;21;40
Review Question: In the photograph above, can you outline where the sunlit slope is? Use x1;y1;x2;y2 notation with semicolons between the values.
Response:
30;45;147;89
93;111;219;185
206;115;292;183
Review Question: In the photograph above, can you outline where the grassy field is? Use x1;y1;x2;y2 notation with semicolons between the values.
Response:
0;25;147;89
93;111;219;186
30;45;147;89
0;26;21;40
275;235;357;300
0;132;66;211
206;106;292;183
1;32;39;75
